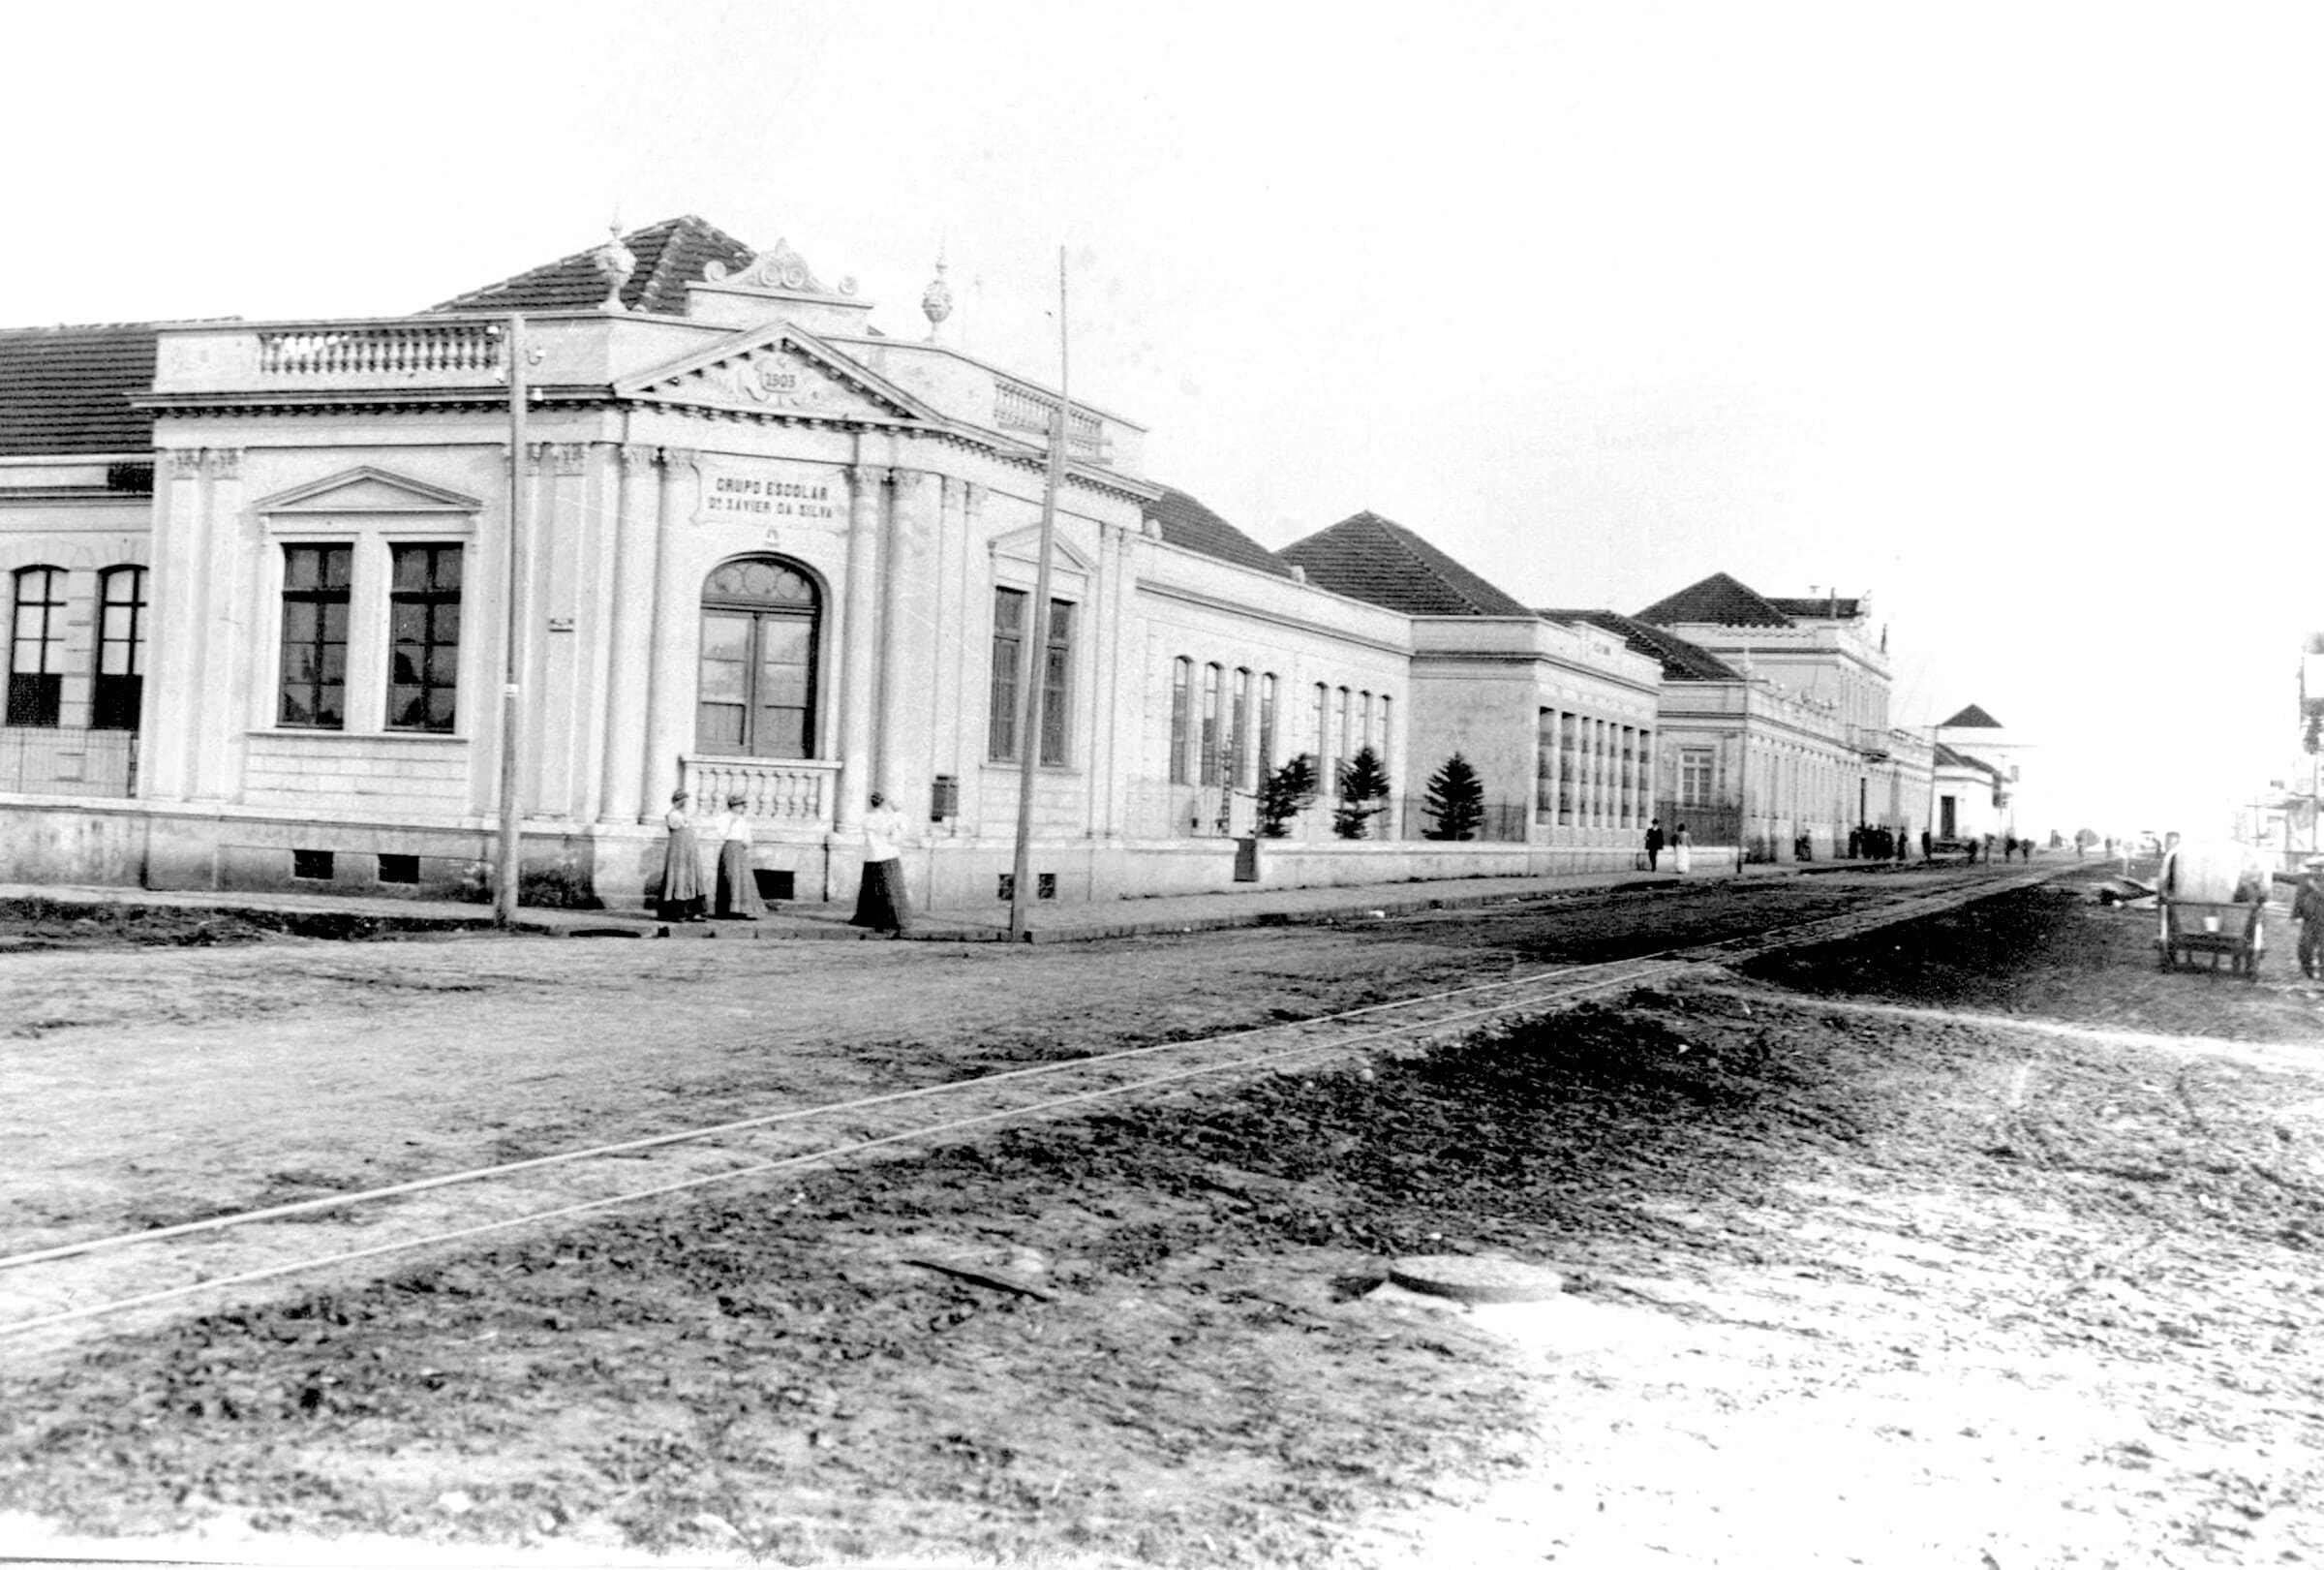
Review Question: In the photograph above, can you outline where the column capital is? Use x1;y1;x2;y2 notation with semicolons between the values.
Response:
524;441;550;475
552;442;589;477
203;447;243;480
846;463;889;492
619;443;659;475
166;447;205;481
659;446;699;471
889;467;931;497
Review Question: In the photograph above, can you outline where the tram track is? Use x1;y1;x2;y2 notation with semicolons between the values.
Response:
0;867;2054;1351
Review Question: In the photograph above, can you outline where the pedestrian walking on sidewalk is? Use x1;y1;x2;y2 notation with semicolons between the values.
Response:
1672;822;1693;876
657;789;707;924
850;791;913;936
713;793;763;921
1644;818;1665;872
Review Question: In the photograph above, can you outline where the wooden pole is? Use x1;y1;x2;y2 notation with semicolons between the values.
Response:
1008;252;1069;942
494;315;529;927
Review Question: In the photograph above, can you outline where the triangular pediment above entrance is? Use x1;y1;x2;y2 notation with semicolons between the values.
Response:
619;325;936;425
254;467;482;514
989;524;1095;576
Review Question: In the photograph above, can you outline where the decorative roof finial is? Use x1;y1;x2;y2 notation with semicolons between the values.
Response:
921;245;954;342
593;219;636;313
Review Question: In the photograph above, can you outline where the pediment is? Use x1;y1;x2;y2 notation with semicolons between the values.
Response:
255;467;481;515
989;524;1095;575
620;325;934;425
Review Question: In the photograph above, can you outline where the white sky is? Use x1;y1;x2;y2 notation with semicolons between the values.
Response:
8;1;2319;838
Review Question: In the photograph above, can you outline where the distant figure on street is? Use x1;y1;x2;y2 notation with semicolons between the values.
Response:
2294;858;2324;980
1920;829;1933;863
1644;818;1665;872
1983;833;1997;864
850;790;913;936
713;792;764;921
1672;822;1693;876
657;789;707;924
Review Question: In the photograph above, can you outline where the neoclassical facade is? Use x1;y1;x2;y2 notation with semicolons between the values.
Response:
0;217;1681;909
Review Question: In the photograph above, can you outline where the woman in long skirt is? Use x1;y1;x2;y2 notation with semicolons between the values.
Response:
1672;822;1693;877
849;791;911;936
713;792;764;920
657;789;707;923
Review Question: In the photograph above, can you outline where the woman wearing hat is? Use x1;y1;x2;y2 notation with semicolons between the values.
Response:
656;789;707;924
712;792;764;921
849;790;912;936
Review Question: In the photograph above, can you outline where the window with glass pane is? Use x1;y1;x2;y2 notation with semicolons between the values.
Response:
991;588;1073;766
1258;674;1277;779
1232;668;1252;786
8;567;66;727
1198;663;1221;785
386;545;461;732
697;557;818;757
1168;657;1191;785
278;545;352;728
92;567;147;730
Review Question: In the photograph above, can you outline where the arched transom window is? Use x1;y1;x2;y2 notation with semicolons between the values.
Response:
697;557;820;758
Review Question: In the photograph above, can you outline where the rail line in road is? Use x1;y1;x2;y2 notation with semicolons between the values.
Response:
0;866;2057;1347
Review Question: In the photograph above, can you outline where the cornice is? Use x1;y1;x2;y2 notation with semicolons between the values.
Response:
1133;579;1411;660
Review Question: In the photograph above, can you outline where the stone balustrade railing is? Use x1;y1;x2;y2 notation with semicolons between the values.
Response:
258;323;505;379
993;383;1108;459
680;755;840;826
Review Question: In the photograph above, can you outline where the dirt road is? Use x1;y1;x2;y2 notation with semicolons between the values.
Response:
1;868;2319;1567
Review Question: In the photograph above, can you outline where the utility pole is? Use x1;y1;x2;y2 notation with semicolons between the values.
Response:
1008;252;1069;942
494;315;530;928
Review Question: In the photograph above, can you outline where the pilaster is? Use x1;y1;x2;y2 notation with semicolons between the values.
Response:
598;443;660;822
534;441;588;818
876;466;935;815
141;447;209;800
639;447;697;816
836;462;886;831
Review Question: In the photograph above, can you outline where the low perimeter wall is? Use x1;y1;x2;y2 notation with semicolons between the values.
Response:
0;798;1727;912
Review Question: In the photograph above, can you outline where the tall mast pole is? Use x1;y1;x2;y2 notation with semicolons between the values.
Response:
1009;251;1069;942
494;315;529;927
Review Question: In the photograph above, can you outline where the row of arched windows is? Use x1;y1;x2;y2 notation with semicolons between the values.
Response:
1168;659;1391;789
7;565;147;730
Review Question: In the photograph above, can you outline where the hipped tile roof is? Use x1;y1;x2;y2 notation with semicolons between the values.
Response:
0;323;159;456
1541;608;1743;681
1142;487;1291;577
1934;741;2003;778
429;216;757;316
1940;702;2003;728
1635;570;1793;628
1278;510;1533;616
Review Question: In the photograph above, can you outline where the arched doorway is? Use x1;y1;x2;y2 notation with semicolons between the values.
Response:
696;557;820;758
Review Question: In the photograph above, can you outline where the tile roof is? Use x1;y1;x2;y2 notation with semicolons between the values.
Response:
1541;608;1743;681
1142;487;1291;577
1940;702;2003;728
1277;510;1533;616
0;323;159;456
1767;595;1863;620
429;216;757;316
1635;570;1793;628
1934;741;2003;778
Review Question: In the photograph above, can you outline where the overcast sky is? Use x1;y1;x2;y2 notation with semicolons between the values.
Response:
9;2;2317;838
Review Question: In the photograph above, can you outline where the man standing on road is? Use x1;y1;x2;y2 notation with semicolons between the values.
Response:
1644;817;1665;872
2294;857;2324;981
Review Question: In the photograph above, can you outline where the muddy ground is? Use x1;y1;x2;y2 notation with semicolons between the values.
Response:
1;868;2319;1568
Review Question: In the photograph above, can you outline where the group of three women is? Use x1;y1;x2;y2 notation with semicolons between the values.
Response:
657;789;910;935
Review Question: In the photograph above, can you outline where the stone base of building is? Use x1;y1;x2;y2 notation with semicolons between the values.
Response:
0;798;1671;912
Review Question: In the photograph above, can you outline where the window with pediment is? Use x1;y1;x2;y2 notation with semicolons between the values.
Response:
697;557;820;758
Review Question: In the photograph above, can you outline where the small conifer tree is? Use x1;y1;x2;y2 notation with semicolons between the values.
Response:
1422;753;1485;841
1256;754;1320;838
1333;745;1392;840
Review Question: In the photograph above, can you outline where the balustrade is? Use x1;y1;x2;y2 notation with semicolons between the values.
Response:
993;383;1107;459
258;322;505;378
679;755;839;827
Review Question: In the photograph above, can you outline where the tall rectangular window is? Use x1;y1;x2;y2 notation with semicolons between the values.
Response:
1199;663;1222;785
1312;682;1328;763
386;545;462;732
1168;657;1192;785
1680;747;1715;807
991;588;1072;765
92;567;147;730
1258;673;1277;780
1536;710;1557;817
1379;693;1391;767
8;567;66;727
279;546;352;728
1336;687;1352;776
1232;668;1253;787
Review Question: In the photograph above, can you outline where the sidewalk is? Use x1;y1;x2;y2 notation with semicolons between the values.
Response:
0;853;1955;947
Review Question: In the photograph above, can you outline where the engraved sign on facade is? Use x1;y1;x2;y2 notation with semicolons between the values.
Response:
695;459;841;526
701;351;837;413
